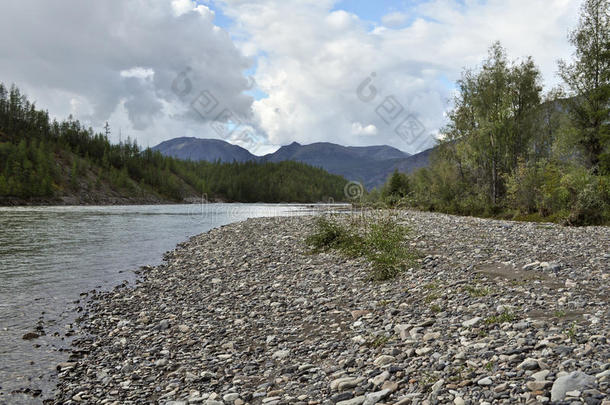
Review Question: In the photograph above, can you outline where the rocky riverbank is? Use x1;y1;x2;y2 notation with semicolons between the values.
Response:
53;211;609;404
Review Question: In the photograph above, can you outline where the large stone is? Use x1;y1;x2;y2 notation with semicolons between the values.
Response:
518;358;540;370
522;261;540;270
526;381;552;391
423;332;441;341
381;380;398;392
415;347;432;356
155;319;170;330
531;370;550;381
223;393;240;402
331;377;364;391
336;396;366;405
540;262;560;272
462;317;482;328
550;371;596;401
22;332;40;340
431;379;444;396
272;349;289;359
477;377;493;386
363;389;391;405
370;371;390;387
373;355;395;367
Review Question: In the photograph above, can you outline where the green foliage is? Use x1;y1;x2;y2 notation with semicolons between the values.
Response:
464;285;490;297
370;21;610;226
558;0;610;173
381;170;410;206
305;217;358;253
484;311;516;324
505;160;610;224
436;42;543;206
366;335;390;348
364;218;414;280
564;322;578;341
306;215;417;280
0;82;347;202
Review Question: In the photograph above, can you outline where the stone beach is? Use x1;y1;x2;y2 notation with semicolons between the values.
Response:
53;210;609;404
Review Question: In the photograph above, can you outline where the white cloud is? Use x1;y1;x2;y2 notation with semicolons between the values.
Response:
381;11;408;28
221;0;580;153
120;67;155;80
171;0;215;19
351;122;378;136
0;0;581;154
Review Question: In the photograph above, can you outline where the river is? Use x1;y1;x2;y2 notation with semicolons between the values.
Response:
0;203;326;404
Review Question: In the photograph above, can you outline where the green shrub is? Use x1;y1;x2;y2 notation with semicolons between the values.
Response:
504;160;609;225
561;167;610;225
305;217;361;253
306;215;417;281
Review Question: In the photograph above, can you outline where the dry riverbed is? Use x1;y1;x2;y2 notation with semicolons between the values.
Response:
53;211;609;404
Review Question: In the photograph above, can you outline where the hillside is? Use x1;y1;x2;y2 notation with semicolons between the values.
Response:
0;84;348;205
152;137;257;163
152;137;432;189
359;148;434;189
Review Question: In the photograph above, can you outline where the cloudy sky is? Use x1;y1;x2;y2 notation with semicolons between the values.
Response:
0;0;581;154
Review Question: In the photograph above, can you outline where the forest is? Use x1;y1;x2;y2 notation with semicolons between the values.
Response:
374;0;610;225
0;85;347;204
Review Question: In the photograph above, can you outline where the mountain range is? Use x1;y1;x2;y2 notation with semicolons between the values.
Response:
152;137;433;189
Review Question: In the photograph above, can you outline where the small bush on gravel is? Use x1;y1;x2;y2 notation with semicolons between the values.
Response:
306;215;417;281
305;217;361;253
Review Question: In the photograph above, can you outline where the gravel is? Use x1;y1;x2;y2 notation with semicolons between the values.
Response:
52;210;609;404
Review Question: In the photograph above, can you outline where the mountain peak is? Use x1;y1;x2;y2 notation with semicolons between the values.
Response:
152;138;256;163
152;137;433;189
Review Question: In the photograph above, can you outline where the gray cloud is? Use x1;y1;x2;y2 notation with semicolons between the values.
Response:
0;0;253;145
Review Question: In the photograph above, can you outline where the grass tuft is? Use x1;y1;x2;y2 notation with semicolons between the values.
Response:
306;215;417;280
484;311;516;324
464;285;490;297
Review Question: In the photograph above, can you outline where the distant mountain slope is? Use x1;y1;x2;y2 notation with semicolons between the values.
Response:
361;148;434;189
261;142;412;186
152;137;256;162
151;137;433;189
264;142;409;163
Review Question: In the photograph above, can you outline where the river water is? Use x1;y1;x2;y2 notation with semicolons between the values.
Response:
0;203;323;404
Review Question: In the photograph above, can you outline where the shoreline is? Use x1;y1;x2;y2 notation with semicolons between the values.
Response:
0;196;220;207
0;198;348;208
53;211;609;404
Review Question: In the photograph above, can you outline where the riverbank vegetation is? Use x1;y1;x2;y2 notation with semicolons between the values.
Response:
0;85;347;204
373;0;609;225
306;215;418;280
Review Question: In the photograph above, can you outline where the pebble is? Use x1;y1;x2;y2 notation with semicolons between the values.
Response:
477;377;493;386
51;214;609;404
